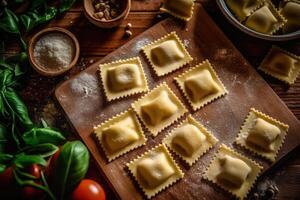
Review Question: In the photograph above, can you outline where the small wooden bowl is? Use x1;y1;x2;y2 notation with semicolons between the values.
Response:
28;27;80;77
83;0;131;29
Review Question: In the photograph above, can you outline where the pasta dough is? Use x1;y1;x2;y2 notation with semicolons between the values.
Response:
99;57;148;101
280;1;300;33
235;108;289;162
94;109;146;161
204;144;263;199
141;90;178;126
143;32;192;76
102;116;139;154
132;82;187;136
175;60;227;111
184;69;220;102
107;64;141;92
136;153;175;189
246;118;281;152
160;0;194;21
244;1;286;35
171;124;206;157
259;46;300;85
225;0;262;21
163;115;218;166
127;144;184;199
217;155;252;188
151;40;184;68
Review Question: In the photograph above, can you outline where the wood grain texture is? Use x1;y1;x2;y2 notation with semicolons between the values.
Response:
7;1;297;199
55;5;300;200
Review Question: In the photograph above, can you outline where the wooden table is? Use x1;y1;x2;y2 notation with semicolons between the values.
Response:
11;0;299;199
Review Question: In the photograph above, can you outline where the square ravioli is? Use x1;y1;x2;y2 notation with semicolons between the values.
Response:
142;32;193;76
175;60;227;111
225;0;263;21
244;0;286;35
259;46;300;85
163;115;218;166
127;144;184;199
132;82;187;136
99;57;148;101
235;108;289;162
280;0;300;33
160;0;194;21
94;109;147;162
204;144;263;200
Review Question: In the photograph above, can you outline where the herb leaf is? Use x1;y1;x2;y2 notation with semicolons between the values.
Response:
60;0;76;13
14;154;47;167
22;127;65;146
54;141;89;199
0;8;20;35
23;143;58;158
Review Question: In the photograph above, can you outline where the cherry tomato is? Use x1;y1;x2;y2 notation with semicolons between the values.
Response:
20;164;44;200
0;167;18;198
46;148;61;180
0;167;14;187
70;179;106;200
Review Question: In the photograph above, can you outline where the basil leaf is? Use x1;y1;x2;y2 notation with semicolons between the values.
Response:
20;6;57;32
60;0;76;13
0;69;14;89
0;8;20;34
3;89;34;130
22;127;65;146
0;153;13;164
14;154;47;167
23;143;58;158
0;163;6;173
54;141;89;199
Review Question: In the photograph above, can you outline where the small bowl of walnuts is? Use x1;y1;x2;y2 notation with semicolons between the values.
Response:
84;0;131;28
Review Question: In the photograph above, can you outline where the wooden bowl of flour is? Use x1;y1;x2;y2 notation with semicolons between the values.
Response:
28;27;80;77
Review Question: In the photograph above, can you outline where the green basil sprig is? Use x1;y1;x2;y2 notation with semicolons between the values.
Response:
0;8;20;35
60;0;76;13
22;127;66;146
54;141;90;200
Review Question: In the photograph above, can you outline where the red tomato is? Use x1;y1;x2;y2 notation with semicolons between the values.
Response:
0;167;18;198
0;167;14;187
46;148;61;180
21;184;44;200
20;164;44;200
70;179;106;200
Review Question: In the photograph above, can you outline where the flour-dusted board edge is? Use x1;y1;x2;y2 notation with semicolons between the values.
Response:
55;4;300;200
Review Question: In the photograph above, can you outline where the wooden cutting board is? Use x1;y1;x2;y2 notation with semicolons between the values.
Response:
55;4;300;200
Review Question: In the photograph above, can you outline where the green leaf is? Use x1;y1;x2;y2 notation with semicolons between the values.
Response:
0;69;14;89
54;141;89;199
0;8;20;34
14;154;47;167
0;163;6;173
23;143;58;158
20;6;57;32
60;0;76;13
22;127;65;146
3;89;34;130
0;153;13;164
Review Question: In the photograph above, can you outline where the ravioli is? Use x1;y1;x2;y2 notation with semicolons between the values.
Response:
204;144;263;199
142;32;192;76
244;1;286;35
280;0;300;33
163;115;218;166
235;108;289;162
127;144;184;199
99;57;148;101
259;46;300;85
132;82;187;136
160;0;194;21
175;60;227;111
94;109;147;162
225;0;263;21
